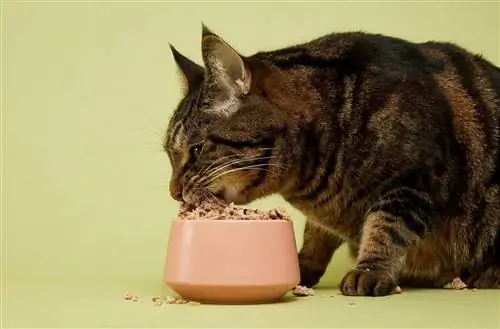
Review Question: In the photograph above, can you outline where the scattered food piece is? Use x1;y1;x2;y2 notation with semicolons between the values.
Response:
292;285;315;297
123;292;137;301
152;297;164;307
164;296;175;303
125;294;200;306
178;199;291;221
394;286;403;294
443;277;468;290
472;288;478;292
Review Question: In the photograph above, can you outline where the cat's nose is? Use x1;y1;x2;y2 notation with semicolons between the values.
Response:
169;181;183;202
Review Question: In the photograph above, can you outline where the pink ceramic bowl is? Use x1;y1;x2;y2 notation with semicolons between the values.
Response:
163;219;300;304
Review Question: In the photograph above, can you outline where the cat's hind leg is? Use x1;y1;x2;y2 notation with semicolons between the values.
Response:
467;266;500;288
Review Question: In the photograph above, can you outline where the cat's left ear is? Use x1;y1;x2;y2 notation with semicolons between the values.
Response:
169;44;204;92
201;24;251;95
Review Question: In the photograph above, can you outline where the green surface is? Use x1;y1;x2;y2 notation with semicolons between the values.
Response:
2;2;500;328
4;279;500;328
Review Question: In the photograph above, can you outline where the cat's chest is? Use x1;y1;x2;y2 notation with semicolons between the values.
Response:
287;192;363;242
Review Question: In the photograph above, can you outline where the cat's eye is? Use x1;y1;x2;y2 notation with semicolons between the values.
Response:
189;144;203;160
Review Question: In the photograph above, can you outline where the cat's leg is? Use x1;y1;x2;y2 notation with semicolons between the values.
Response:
340;187;434;296
298;220;344;287
465;196;500;289
348;243;359;259
467;266;500;288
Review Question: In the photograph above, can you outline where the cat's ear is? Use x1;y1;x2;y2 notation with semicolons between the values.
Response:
201;24;251;95
169;44;204;91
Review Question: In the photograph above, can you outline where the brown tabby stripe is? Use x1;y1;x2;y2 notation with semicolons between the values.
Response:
293;123;321;194
241;146;275;192
291;79;355;201
315;86;393;205
207;135;274;149
267;40;370;73
166;86;203;149
468;198;489;258
479;63;500;185
356;254;389;268
438;45;495;150
356;211;417;270
369;187;434;239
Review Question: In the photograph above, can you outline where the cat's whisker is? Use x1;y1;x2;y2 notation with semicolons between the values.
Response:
137;127;165;139
206;155;281;179
202;191;220;204
205;163;282;186
199;153;241;176
199;147;279;176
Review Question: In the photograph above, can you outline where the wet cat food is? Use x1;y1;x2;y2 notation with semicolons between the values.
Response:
177;200;291;221
292;285;315;297
443;277;468;290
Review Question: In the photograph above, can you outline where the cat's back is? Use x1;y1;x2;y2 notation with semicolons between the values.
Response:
255;31;500;87
255;31;499;209
255;31;500;152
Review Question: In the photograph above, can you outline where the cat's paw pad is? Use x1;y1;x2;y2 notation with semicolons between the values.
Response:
340;268;397;296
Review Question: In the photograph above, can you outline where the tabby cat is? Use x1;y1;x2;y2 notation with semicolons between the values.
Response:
164;24;500;296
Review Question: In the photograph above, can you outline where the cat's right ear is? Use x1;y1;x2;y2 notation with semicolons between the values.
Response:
169;44;204;91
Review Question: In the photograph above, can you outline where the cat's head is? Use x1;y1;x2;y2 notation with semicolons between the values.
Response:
164;25;287;205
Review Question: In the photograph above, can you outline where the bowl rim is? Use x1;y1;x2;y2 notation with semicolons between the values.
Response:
170;218;291;223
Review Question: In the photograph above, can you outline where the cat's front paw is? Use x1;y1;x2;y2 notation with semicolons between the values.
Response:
340;268;397;296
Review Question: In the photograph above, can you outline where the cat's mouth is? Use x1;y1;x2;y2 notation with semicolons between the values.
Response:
214;186;244;205
214;189;226;200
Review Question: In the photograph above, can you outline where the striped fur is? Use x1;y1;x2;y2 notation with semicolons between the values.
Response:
165;27;500;296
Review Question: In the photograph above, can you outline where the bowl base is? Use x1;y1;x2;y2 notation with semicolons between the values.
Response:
167;282;295;305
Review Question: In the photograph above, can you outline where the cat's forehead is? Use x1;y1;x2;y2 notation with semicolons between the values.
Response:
167;102;215;151
168;117;202;151
166;78;242;153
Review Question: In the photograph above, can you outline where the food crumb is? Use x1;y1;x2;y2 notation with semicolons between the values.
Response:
152;297;164;307
443;277;468;290
394;285;403;294
292;285;315;297
163;296;177;304
123;292;137;301
126;294;200;306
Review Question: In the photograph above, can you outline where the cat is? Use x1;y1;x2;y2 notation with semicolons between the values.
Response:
164;24;500;296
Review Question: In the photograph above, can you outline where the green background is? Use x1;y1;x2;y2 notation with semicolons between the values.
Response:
2;1;500;328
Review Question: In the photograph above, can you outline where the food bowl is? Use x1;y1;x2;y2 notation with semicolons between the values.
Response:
163;219;300;304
